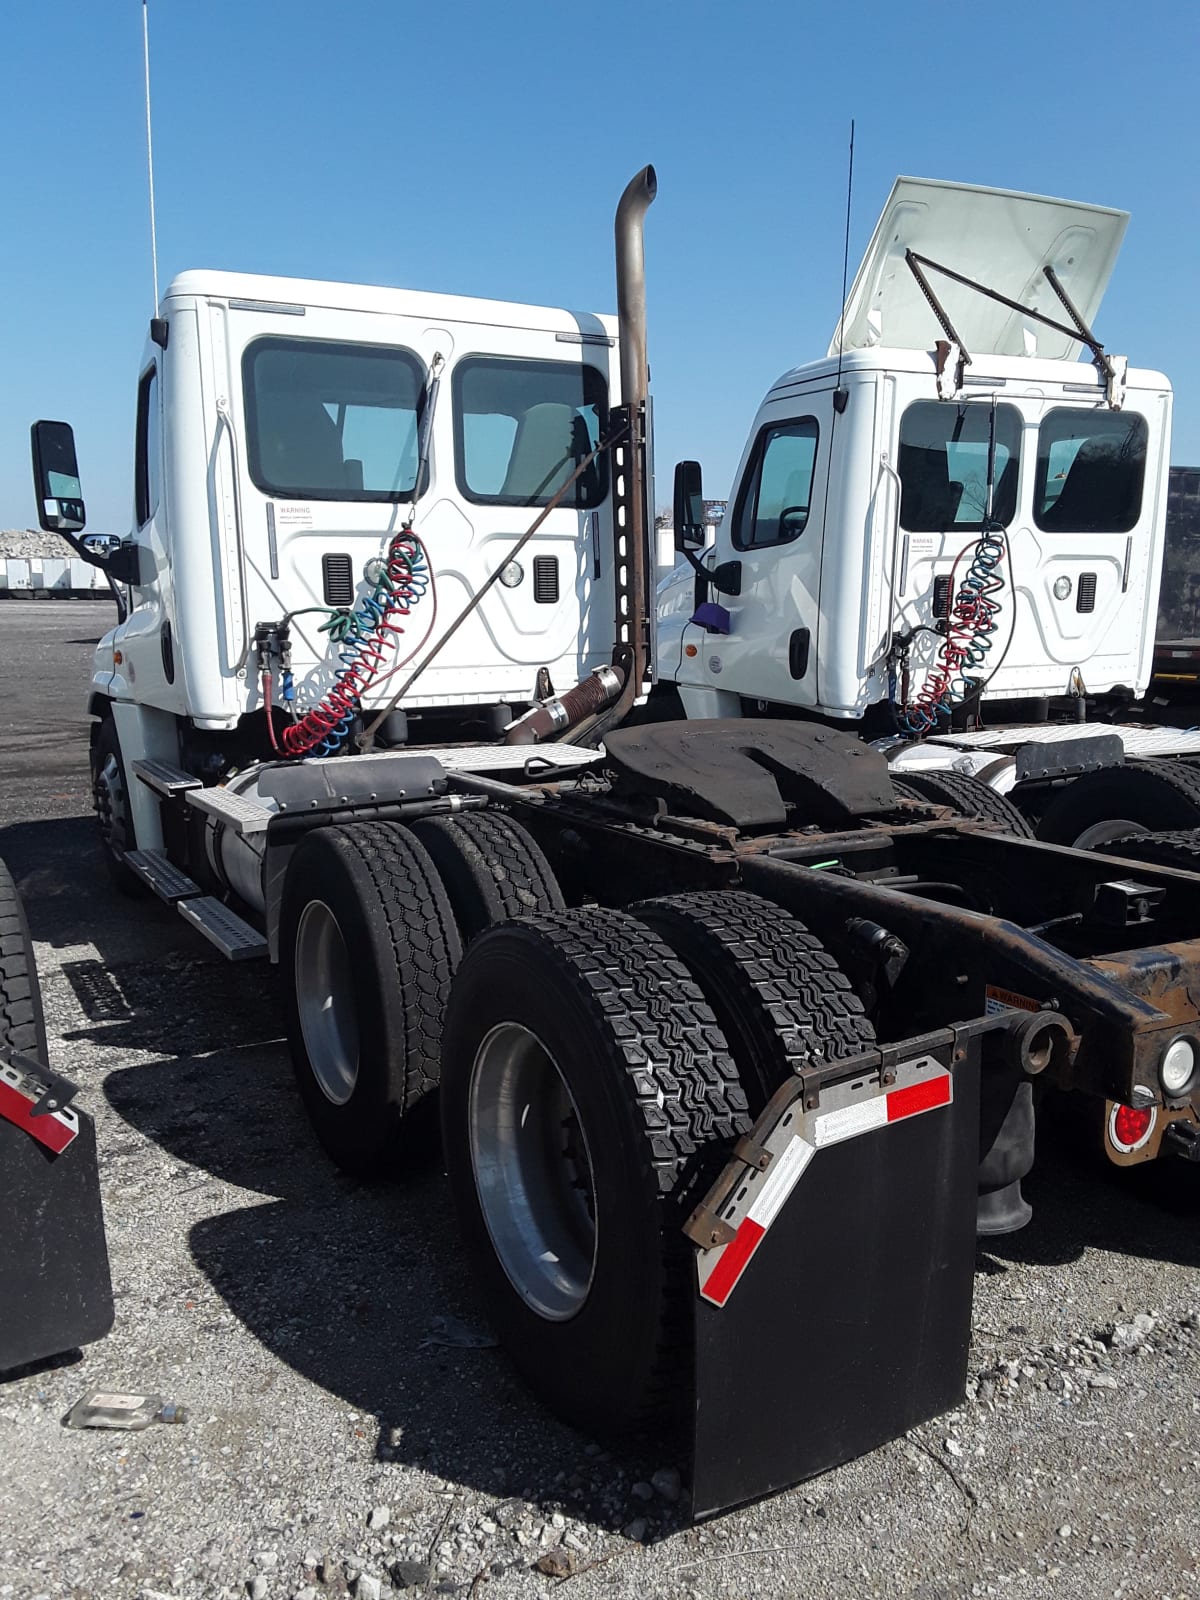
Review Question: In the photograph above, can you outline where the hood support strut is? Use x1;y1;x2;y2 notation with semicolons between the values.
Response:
906;249;1127;409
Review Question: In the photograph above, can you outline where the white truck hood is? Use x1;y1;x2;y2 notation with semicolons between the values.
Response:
830;177;1128;362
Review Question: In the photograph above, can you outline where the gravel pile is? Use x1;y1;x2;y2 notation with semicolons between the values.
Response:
0;530;62;561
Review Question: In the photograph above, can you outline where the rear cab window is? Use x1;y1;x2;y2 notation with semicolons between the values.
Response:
1034;409;1149;532
898;401;1022;531
452;357;608;508
242;338;425;501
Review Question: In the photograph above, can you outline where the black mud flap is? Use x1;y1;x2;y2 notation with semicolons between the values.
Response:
687;1041;980;1519
0;1048;114;1372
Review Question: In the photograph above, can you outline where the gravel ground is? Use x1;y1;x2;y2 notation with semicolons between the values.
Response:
1;601;1199;1600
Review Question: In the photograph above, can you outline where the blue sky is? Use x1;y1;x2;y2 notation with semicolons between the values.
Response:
2;0;1198;534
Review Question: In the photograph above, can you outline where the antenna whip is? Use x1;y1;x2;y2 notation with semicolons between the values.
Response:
834;119;855;390
142;0;159;309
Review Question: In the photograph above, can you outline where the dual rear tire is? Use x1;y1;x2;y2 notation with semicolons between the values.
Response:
280;816;871;1431
438;889;873;1431
280;812;562;1176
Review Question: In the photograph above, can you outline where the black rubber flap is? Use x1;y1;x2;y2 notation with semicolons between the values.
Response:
690;1056;979;1518
604;719;896;829
0;1106;114;1370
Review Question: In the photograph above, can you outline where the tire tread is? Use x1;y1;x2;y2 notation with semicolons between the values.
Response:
894;769;1033;837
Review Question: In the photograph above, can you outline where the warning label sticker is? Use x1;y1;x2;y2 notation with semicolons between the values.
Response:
985;984;1041;1017
275;503;313;531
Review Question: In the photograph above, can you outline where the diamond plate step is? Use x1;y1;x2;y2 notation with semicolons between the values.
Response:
177;897;268;961
186;786;272;835
125;849;201;904
132;758;202;796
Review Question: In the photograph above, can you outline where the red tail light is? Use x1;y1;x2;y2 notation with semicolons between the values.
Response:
1111;1102;1154;1152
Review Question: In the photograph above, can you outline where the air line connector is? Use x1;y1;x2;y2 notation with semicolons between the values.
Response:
253;620;292;673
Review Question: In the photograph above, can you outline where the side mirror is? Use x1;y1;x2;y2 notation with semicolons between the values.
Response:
673;459;706;552
81;534;123;560
31;420;86;534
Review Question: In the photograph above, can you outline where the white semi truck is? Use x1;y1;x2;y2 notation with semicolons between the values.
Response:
29;169;1200;1516
658;177;1200;851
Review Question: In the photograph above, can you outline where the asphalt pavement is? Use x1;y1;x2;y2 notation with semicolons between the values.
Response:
1;600;1198;1600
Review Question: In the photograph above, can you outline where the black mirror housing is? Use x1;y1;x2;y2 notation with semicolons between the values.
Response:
673;459;706;552
31;420;86;534
107;544;150;586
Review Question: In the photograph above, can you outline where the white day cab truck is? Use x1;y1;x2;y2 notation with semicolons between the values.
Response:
29;169;1200;1516
658;176;1200;853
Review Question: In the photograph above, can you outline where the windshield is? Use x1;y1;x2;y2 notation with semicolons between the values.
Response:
243;337;425;502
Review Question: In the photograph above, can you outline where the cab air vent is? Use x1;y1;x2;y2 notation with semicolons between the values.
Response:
533;556;560;604
1076;573;1097;614
932;575;951;618
322;553;354;606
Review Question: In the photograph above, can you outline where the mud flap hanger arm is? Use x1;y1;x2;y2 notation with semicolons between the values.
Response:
684;1017;1009;1251
0;1044;80;1119
905;250;1127;409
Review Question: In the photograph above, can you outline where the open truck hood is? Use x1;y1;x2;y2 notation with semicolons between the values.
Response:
829;177;1128;362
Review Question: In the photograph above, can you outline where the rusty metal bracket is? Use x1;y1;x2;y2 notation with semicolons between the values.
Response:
733;1133;774;1172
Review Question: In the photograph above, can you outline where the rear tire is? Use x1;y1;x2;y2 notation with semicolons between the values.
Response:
408;812;563;941
0;859;47;1065
1036;761;1200;849
893;769;1033;837
280;822;461;1177
440;908;749;1433
632;890;875;1114
1084;826;1200;872
89;718;146;896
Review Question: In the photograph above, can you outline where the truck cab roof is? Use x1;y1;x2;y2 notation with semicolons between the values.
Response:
161;269;617;341
766;346;1170;398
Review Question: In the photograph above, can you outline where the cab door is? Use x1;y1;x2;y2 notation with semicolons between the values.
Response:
696;392;833;708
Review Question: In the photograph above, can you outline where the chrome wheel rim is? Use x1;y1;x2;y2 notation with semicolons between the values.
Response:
468;1022;597;1321
295;900;359;1104
1074;818;1148;851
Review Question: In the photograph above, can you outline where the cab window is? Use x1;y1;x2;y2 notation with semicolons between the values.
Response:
732;419;820;549
452;357;608;508
1034;409;1148;532
898;401;1021;531
243;338;425;501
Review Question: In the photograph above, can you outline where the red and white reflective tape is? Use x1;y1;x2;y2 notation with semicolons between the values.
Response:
698;1059;952;1308
0;1060;79;1154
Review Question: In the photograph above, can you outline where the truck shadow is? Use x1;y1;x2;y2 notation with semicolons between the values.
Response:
104;1044;1196;1529
979;1120;1200;1274
188;1189;662;1531
102;1047;682;1529
1;814;284;1055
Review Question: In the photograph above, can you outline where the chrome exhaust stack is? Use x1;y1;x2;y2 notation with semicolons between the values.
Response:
615;164;657;417
504;165;657;746
604;164;657;732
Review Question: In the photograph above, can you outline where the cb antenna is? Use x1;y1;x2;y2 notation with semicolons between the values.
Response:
833;118;855;412
142;0;160;310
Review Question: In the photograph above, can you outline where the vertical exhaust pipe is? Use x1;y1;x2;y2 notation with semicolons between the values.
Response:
616;165;657;415
503;166;657;746
608;164;657;728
